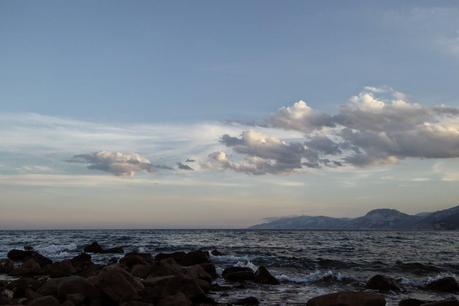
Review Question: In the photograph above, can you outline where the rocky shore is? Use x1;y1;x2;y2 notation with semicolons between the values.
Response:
0;242;458;306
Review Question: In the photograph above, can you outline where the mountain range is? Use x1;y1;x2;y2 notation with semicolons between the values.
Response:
249;205;459;230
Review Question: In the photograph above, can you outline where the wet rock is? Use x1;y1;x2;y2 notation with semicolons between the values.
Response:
102;246;124;254
24;246;34;251
28;295;60;306
155;250;210;266
0;259;14;274
399;298;428;306
131;264;152;279
96;266;144;302
210;249;223;256
10;258;42;276
71;253;92;267
46;260;76;278
181;264;212;282
8;277;43;298
254;266;279;285
424;277;459;293
306;291;386;306
120;252;153;269
141;274;205;303
231;296;259;305
57;275;99;300
200;262;217;279
222;266;255;282
209;283;232;291
84;242;104;253
366;274;401;291
157;291;192;306
423;298;459;306
37;277;67;296
7;250;52;267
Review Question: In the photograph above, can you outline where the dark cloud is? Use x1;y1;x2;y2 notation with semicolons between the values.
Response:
177;162;194;171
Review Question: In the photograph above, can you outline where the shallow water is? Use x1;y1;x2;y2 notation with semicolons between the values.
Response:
0;230;458;305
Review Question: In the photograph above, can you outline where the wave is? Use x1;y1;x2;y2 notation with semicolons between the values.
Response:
399;273;458;287
35;243;78;257
278;270;354;285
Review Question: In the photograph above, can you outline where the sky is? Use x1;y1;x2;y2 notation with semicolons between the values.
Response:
1;1;459;229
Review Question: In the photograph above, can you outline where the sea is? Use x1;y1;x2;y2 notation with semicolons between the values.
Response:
0;230;458;305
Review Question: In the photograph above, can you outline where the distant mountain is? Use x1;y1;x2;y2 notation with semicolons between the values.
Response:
249;205;459;230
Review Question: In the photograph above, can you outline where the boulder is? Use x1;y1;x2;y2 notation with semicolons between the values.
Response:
7;249;52;267
254;266;279;285
0;259;14;274
141;274;205;303
71;253;92;267
84;242;104;253
37;277;68;296
157;291;192;306
28;295;60;306
199;263;217;279
399;298;428;306
131;264;153;279
8;277;43;298
10;258;42;276
155;250;210;266
181;264;212;282
120;253;153;269
232;296;259;305
366;274;401;291
46;260;76;278
423;298;459;306
57;275;99;300
306;291;386;306
424;277;458;293
96;266;144;302
102;246;124;254
222;267;255;282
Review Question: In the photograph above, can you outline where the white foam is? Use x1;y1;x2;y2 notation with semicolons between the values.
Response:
278;270;346;284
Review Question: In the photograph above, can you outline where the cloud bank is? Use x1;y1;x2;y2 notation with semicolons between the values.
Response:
207;87;459;174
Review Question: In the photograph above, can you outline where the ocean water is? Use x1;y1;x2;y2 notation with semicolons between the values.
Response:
0;230;458;305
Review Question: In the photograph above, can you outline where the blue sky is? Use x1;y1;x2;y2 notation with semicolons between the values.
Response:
1;1;459;228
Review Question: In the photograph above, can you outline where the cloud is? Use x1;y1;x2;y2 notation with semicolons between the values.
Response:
177;162;194;171
207;87;459;174
68;151;157;176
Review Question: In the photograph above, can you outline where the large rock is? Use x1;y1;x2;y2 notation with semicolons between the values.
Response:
155;250;210;266
46;260;76;278
222;266;255;282
181;264;212;282
141;274;205;303
9;258;42;276
399;298;428;306
28;295;60;306
120;252;153;269
366;274;401;291
96;266;144;303
199;262;217;279
424;277;458;293
0;259;14;274
306;291;386;306
84;242;104;253
7;249;52;267
57;275;99;300
37;277;69;296
254;266;279;285
102;246;124;254
157;292;192;306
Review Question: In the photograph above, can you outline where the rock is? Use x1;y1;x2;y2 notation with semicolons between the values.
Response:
366;274;401;291
181;264;212;282
84;242;104;253
10;258;42;276
254;266;279;285
71;253;92;267
210;249;223;256
24;246;34;251
131;264;152;279
96;266;144;302
0;259;14;274
147;259;181;278
157;291;192;306
121;302;155;306
222;266;255;282
28;295;60;306
120;252;153;269
37;277;67;296
210;283;232;291
7;249;52;267
232;296;259;305
155;250;210;266
141;274;205;303
399;298;428;306
306;291;386;306
424;277;459;292
46;260;76;278
57;275;99;300
423;298;459;306
102;246;124;254
199;263;217;279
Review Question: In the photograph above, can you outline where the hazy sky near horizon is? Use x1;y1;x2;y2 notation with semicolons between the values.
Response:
1;1;459;228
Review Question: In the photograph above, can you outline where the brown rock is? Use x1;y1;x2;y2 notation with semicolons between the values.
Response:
7;250;52;267
254;266;279;285
199;263;218;279
222;266;255;282
0;259;14;274
157;292;192;306
306;291;386;306
10;259;42;276
141;274;205;303
120;253;153;269
366;274;401;291
28;295;60;306
37;277;67;296
70;253;92;267
181;264;212;282
96;266;144;302
155;250;210;266
424;277;459;293
46;260;76;278
131;264;152;279
57;276;99;300
84;242;104;253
